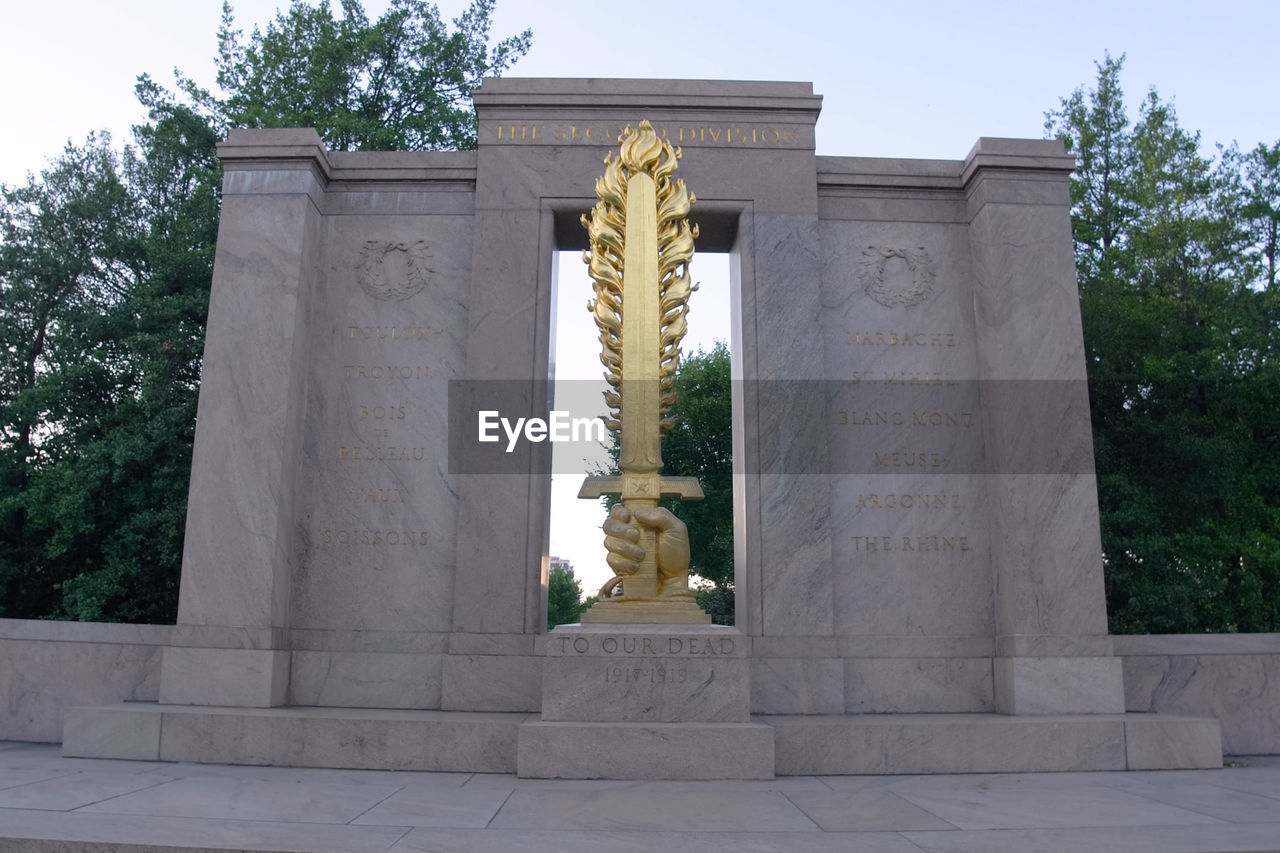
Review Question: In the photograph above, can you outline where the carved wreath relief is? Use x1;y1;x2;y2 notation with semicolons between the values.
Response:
357;241;432;301
860;246;935;308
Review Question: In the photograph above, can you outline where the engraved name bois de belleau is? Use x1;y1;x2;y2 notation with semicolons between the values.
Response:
576;121;711;624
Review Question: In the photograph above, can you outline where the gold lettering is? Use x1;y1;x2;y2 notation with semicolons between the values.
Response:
843;411;904;426
874;452;943;469
911;411;972;428
852;535;894;552
854;493;963;510
346;326;430;342
337;445;430;463
320;527;429;546
359;405;408;420
848;331;957;347
344;365;430;380
900;535;973;553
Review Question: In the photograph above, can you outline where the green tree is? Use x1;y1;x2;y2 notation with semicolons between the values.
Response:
0;97;222;622
547;560;586;628
0;136;147;618
208;0;530;151
654;342;733;587
1047;56;1280;632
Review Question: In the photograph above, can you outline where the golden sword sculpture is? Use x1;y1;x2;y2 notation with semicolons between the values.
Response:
577;121;710;624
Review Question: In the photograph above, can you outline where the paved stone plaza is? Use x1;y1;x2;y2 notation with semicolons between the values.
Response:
1;741;1277;852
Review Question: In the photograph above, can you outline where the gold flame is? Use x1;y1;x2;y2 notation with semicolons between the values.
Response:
582;121;698;432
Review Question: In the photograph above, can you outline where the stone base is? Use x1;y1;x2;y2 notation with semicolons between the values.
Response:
61;705;1220;777
767;712;1223;775
517;720;775;779
62;704;527;773
580;598;711;624
539;625;749;722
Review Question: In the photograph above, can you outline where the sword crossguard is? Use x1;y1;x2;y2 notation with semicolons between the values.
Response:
577;475;704;501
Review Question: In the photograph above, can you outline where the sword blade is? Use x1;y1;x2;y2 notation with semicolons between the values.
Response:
619;170;663;492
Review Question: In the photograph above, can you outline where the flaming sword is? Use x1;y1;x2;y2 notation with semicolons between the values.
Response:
577;121;707;622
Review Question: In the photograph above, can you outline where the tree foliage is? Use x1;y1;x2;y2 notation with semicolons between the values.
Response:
546;561;586;628
211;0;530;150
0;0;528;622
1047;54;1280;633
0;111;217;622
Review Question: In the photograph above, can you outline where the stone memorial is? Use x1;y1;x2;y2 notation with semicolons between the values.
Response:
62;78;1223;778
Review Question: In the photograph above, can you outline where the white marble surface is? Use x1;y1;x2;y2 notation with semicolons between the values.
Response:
0;632;162;742
1123;649;1280;754
289;651;444;709
994;656;1126;715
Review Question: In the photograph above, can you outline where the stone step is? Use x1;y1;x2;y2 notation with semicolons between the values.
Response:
765;712;1223;774
62;704;529;773
63;705;1221;777
517;720;775;779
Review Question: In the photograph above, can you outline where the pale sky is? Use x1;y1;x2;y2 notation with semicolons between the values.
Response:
3;0;1278;592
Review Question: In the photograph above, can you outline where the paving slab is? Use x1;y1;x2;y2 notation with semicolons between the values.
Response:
0;770;175;810
902;823;1280;853
884;773;1228;830
0;743;1277;853
76;776;404;824
351;784;513;827
782;788;958;831
488;788;822;832
387;829;929;853
0;808;411;853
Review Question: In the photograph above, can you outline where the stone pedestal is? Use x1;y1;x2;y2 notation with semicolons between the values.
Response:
518;624;772;778
539;625;749;722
